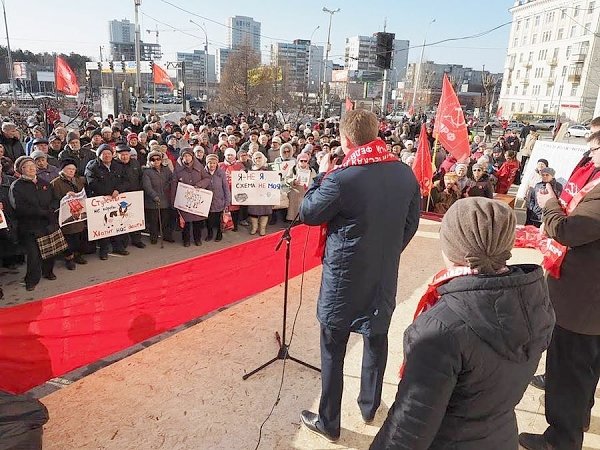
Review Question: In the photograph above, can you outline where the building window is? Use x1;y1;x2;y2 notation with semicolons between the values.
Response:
570;25;578;37
561;8;567;19
546;85;553;96
535;15;540;26
525;18;530;28
519;53;524;62
585;23;592;34
557;28;564;39
558;85;564;96
574;5;580;16
511;102;516;112
562;65;568;76
546;11;555;22
513;86;518;95
522;85;528;95
516;69;521;79
553;48;559;58
520;102;525;112
589;1;596;13
516;20;521;31
542;31;552;42
571;85;578;96
531;34;537;44
566;46;572;59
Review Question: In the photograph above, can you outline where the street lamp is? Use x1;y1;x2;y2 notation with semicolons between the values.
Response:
320;7;340;118
189;19;209;102
1;0;16;107
411;18;435;113
133;0;142;112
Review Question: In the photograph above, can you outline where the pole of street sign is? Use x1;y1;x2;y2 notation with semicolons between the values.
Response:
134;0;142;112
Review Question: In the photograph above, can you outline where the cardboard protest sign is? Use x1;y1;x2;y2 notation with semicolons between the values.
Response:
86;191;145;241
516;140;587;199
231;171;281;206
0;210;7;230
58;189;87;227
270;160;296;178
173;182;213;218
295;168;312;188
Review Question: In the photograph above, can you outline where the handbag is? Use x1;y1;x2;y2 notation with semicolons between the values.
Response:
36;228;68;260
221;210;234;231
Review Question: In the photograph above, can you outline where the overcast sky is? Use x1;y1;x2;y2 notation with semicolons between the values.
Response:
4;0;513;73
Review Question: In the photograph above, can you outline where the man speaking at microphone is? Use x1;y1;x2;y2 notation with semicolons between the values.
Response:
299;109;421;442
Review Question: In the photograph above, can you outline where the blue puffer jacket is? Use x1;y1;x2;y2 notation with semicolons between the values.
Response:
300;160;421;336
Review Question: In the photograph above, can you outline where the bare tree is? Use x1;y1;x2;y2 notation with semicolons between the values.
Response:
482;73;499;123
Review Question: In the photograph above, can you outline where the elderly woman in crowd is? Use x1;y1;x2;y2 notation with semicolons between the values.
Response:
142;149;174;245
0;163;19;270
50;158;87;269
525;166;563;228
285;151;316;221
219;148;245;231
430;172;462;214
494;150;520;194
9;156;58;291
454;163;470;194
247;151;272;236
31;150;59;183
172;147;210;247
205;154;231;242
464;163;494;198
371;197;554;449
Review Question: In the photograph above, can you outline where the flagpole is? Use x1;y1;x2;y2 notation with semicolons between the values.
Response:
425;133;439;212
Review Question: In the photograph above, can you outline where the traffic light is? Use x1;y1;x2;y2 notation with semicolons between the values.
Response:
109;61;114;72
97;62;102;71
149;60;154;74
375;32;395;70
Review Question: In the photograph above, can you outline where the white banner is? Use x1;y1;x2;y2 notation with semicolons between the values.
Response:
516;140;587;199
296;168;312;188
173;182;213;218
0;210;7;230
58;189;87;227
231;171;281;206
270;160;296;178
86;191;145;241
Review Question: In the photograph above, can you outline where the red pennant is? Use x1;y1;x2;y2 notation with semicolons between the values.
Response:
55;56;79;95
412;124;433;197
433;74;470;161
153;64;174;89
345;97;353;112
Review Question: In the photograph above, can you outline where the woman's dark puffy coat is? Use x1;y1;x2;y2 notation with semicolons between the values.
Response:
142;165;172;210
9;177;58;236
371;265;555;450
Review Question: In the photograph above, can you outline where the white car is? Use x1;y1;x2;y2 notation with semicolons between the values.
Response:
566;124;591;138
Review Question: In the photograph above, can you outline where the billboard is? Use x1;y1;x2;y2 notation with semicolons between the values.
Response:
13;62;29;80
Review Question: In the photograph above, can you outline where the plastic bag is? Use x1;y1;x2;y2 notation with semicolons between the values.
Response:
221;211;234;231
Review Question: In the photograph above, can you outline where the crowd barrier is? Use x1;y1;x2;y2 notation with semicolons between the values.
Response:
0;225;321;394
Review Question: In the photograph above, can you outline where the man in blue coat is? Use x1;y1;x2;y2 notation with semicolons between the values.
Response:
299;109;421;442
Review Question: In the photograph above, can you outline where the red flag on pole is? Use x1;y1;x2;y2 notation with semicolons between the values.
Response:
412;123;434;197
495;106;503;119
153;63;174;89
55;56;79;95
345;97;353;112
433;74;470;161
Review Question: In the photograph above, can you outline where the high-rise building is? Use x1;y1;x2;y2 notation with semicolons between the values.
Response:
270;39;324;92
108;18;161;61
344;35;410;83
177;50;216;98
498;0;600;121
216;48;234;82
227;16;261;52
109;19;134;44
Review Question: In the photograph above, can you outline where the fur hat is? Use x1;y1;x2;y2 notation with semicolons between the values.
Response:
14;156;34;174
66;131;80;143
205;153;219;164
441;197;515;274
180;147;194;158
60;158;78;170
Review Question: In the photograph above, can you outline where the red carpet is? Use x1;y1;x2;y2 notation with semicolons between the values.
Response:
0;225;321;394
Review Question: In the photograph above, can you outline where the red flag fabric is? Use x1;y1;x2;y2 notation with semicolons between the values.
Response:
153;64;174;89
55;56;79;95
412;124;433;197
345;97;353;112
495;106;503;119
408;104;415;117
433;74;470;161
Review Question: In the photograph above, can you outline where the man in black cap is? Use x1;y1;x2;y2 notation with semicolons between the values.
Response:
83;128;104;153
79;124;96;147
58;132;95;177
31;137;59;167
115;143;145;248
48;135;64;158
85;144;129;260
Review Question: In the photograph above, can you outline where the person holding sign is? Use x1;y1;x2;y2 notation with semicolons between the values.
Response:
50;159;87;269
248;152;272;236
171;148;211;247
285;152;316;221
205;154;230;242
219;149;244;231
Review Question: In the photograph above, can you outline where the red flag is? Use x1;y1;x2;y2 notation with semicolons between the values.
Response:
55;56;79;95
345;97;354;112
412;123;433;197
433;74;470;161
153;64;173;89
495;106;503;119
408;104;415;117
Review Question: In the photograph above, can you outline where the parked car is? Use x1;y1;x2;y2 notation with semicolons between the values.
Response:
385;111;407;122
507;121;526;133
566;124;592;138
532;118;557;131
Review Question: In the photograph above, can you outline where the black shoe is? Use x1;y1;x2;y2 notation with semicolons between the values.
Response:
362;414;375;425
99;253;109;260
163;236;175;243
183;241;191;247
150;237;158;245
530;374;546;391
232;225;238;232
113;249;130;256
215;231;223;242
66;260;76;271
205;233;213;242
74;255;87;265
194;240;202;246
44;272;57;281
25;284;36;291
133;241;146;249
518;432;555;450
269;216;277;225
300;410;339;443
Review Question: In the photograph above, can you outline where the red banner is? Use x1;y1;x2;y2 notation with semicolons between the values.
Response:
0;225;321;394
153;63;173;89
433;74;470;161
412;124;433;197
55;56;79;96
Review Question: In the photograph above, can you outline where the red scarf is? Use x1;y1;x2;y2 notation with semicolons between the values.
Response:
559;161;600;206
399;266;476;378
543;173;600;278
315;138;398;256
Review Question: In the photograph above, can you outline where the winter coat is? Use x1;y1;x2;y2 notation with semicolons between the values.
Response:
464;173;494;198
58;145;96;176
84;159;126;197
36;164;60;184
171;158;211;221
371;265;555;450
206;167;231;213
117;159;143;192
526;179;563;224
0;173;18;257
521;132;539;157
300;161;421;336
0;132;25;162
247;166;274;217
9;177;58;236
142;165;172;210
495;159;520;194
430;185;460;214
219;160;245;212
50;173;87;235
543;183;600;335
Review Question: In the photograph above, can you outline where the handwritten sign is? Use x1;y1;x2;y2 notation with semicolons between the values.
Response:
270;160;296;178
173;182;213;217
231;170;281;206
0;210;7;230
296;168;312;188
86;191;145;241
58;189;87;227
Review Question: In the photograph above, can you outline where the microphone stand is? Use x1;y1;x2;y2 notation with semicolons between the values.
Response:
242;212;320;380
